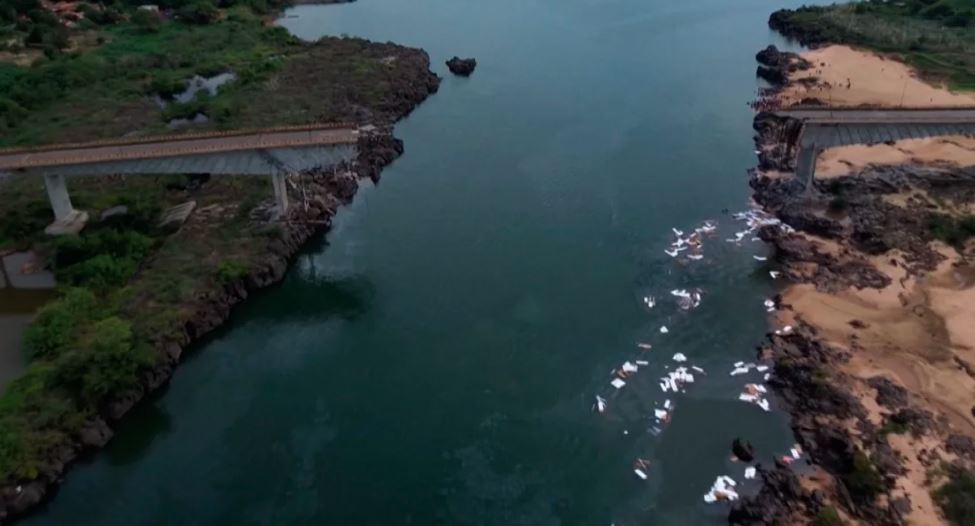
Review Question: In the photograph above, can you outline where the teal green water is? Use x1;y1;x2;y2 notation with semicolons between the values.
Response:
25;1;821;524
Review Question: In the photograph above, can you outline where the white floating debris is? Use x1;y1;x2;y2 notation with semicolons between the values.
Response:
654;409;669;420
687;254;703;261
643;296;656;308
744;467;757;480
791;448;801;460
782;325;793;334
671;289;691;298
660;326;669;334
672;353;687;363
672;228;684;236
763;299;775;309
756;365;769;372
764;373;771;381
753;255;768;262
634;468;648;480
611;378;626;389
730;367;749;376
594;395;607;413
637;342;653;350
636;360;649;366
663;399;672;410
622;361;639;373
664;248;679;258
733;361;745;368
757;399;770;412
703;475;740;503
769;271;780;279
691;365;706;374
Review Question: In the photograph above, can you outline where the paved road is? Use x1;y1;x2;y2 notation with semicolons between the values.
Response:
777;108;975;124
0;126;358;171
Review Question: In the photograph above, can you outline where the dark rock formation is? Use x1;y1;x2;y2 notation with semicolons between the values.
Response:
732;438;756;462
729;464;810;525
754;45;811;86
446;56;476;76
867;376;908;409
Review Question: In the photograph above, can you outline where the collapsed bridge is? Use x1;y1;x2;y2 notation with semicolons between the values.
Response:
0;124;360;233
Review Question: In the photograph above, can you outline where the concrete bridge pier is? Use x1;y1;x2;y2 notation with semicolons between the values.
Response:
271;172;289;216
43;174;87;235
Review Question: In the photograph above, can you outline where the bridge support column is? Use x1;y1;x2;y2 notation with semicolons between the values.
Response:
271;172;289;216
43;174;87;235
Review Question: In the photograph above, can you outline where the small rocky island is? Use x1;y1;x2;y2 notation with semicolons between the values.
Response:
446;56;477;76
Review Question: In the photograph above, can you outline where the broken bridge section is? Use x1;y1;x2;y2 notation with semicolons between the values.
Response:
0;124;360;233
773;107;975;186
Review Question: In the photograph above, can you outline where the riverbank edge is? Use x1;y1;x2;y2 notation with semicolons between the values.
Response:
731;38;973;526
0;45;440;525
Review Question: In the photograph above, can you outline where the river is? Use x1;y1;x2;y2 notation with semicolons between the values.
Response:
25;0;818;524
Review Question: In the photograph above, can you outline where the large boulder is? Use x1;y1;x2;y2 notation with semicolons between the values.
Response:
446;56;477;76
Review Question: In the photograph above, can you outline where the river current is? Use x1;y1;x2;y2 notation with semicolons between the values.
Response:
26;1;820;524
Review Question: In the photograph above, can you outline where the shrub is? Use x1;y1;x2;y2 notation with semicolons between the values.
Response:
53;230;154;268
148;73;187;100
178;0;219;25
131;9;161;33
23;288;98;360
813;506;846;526
59;254;138;290
215;260;249;284
842;449;885;501
51;317;153;405
934;466;975;526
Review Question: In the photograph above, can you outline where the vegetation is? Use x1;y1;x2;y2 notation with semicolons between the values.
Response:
772;0;975;89
0;173;273;482
934;465;975;526
813;506;846;526
0;0;428;491
841;448;885;502
926;213;975;247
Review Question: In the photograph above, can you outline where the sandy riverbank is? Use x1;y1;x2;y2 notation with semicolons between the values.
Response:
816;135;975;178
741;42;975;526
779;45;975;107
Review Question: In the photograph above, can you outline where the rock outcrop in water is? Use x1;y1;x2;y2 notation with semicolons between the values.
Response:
755;45;812;86
446;56;477;76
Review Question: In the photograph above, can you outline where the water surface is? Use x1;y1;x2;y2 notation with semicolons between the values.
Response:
25;1;822;524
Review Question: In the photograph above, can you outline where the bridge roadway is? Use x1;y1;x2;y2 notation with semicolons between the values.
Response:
0;124;360;230
773;107;975;187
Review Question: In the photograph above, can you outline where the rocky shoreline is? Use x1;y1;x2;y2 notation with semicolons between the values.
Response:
0;46;439;524
731;38;975;526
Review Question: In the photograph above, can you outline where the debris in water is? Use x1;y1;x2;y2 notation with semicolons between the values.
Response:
634;468;648;480
594;395;607;413
769;270;780;279
659;326;669;334
637;342;653;350
753;255;768;262
672;352;687;363
703;475;739;503
744;467;756;480
622;361;639;373
611;378;626;389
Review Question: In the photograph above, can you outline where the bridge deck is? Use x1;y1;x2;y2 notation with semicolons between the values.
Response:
773;107;975;187
0;125;358;171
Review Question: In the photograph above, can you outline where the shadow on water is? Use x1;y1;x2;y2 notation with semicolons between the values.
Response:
242;274;375;324
103;401;174;467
